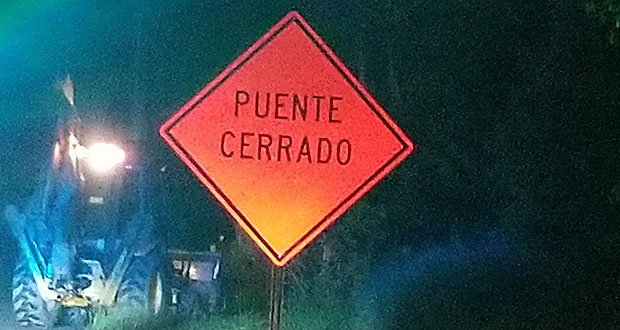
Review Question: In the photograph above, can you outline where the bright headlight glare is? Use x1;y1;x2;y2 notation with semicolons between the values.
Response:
86;143;126;172
76;145;89;159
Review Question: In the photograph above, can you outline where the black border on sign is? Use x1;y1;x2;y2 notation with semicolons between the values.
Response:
164;17;408;262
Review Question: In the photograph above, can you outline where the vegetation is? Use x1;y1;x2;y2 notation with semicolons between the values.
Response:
90;309;266;330
586;0;620;45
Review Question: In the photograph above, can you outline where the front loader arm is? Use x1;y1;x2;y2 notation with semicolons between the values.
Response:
5;75;81;293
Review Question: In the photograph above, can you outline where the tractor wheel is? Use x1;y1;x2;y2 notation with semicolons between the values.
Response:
12;255;56;328
57;307;90;329
116;254;164;315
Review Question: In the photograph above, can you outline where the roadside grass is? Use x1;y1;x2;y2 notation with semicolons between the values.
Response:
282;303;363;330
89;308;266;330
87;303;363;330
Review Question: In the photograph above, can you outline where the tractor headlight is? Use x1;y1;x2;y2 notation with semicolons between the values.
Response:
82;143;126;172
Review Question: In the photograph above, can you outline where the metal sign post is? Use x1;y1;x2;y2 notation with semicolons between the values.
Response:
269;266;284;330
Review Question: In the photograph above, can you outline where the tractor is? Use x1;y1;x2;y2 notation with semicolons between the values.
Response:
3;76;209;328
5;77;223;328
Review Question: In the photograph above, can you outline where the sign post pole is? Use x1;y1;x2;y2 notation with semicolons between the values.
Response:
269;266;284;330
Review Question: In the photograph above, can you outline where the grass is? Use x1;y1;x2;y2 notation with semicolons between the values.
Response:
86;302;366;330
88;308;267;330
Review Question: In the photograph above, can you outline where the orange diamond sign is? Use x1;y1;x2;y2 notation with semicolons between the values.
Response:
160;11;414;266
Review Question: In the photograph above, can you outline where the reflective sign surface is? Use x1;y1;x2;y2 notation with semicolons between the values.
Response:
160;11;413;266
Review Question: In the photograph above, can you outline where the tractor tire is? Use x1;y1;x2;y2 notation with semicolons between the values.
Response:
12;256;56;328
56;307;89;329
116;254;165;315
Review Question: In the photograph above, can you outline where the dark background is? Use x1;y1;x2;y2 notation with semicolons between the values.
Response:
1;1;619;329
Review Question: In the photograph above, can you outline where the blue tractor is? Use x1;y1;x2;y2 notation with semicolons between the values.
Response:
4;77;166;328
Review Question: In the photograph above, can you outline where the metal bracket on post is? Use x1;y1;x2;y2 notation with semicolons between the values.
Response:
269;266;284;330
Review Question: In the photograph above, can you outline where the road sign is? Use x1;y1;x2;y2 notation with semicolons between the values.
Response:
160;11;414;267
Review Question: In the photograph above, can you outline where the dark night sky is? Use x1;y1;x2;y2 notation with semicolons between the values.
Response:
1;0;619;328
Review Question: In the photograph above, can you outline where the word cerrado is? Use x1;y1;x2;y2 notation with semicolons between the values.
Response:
219;90;352;165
